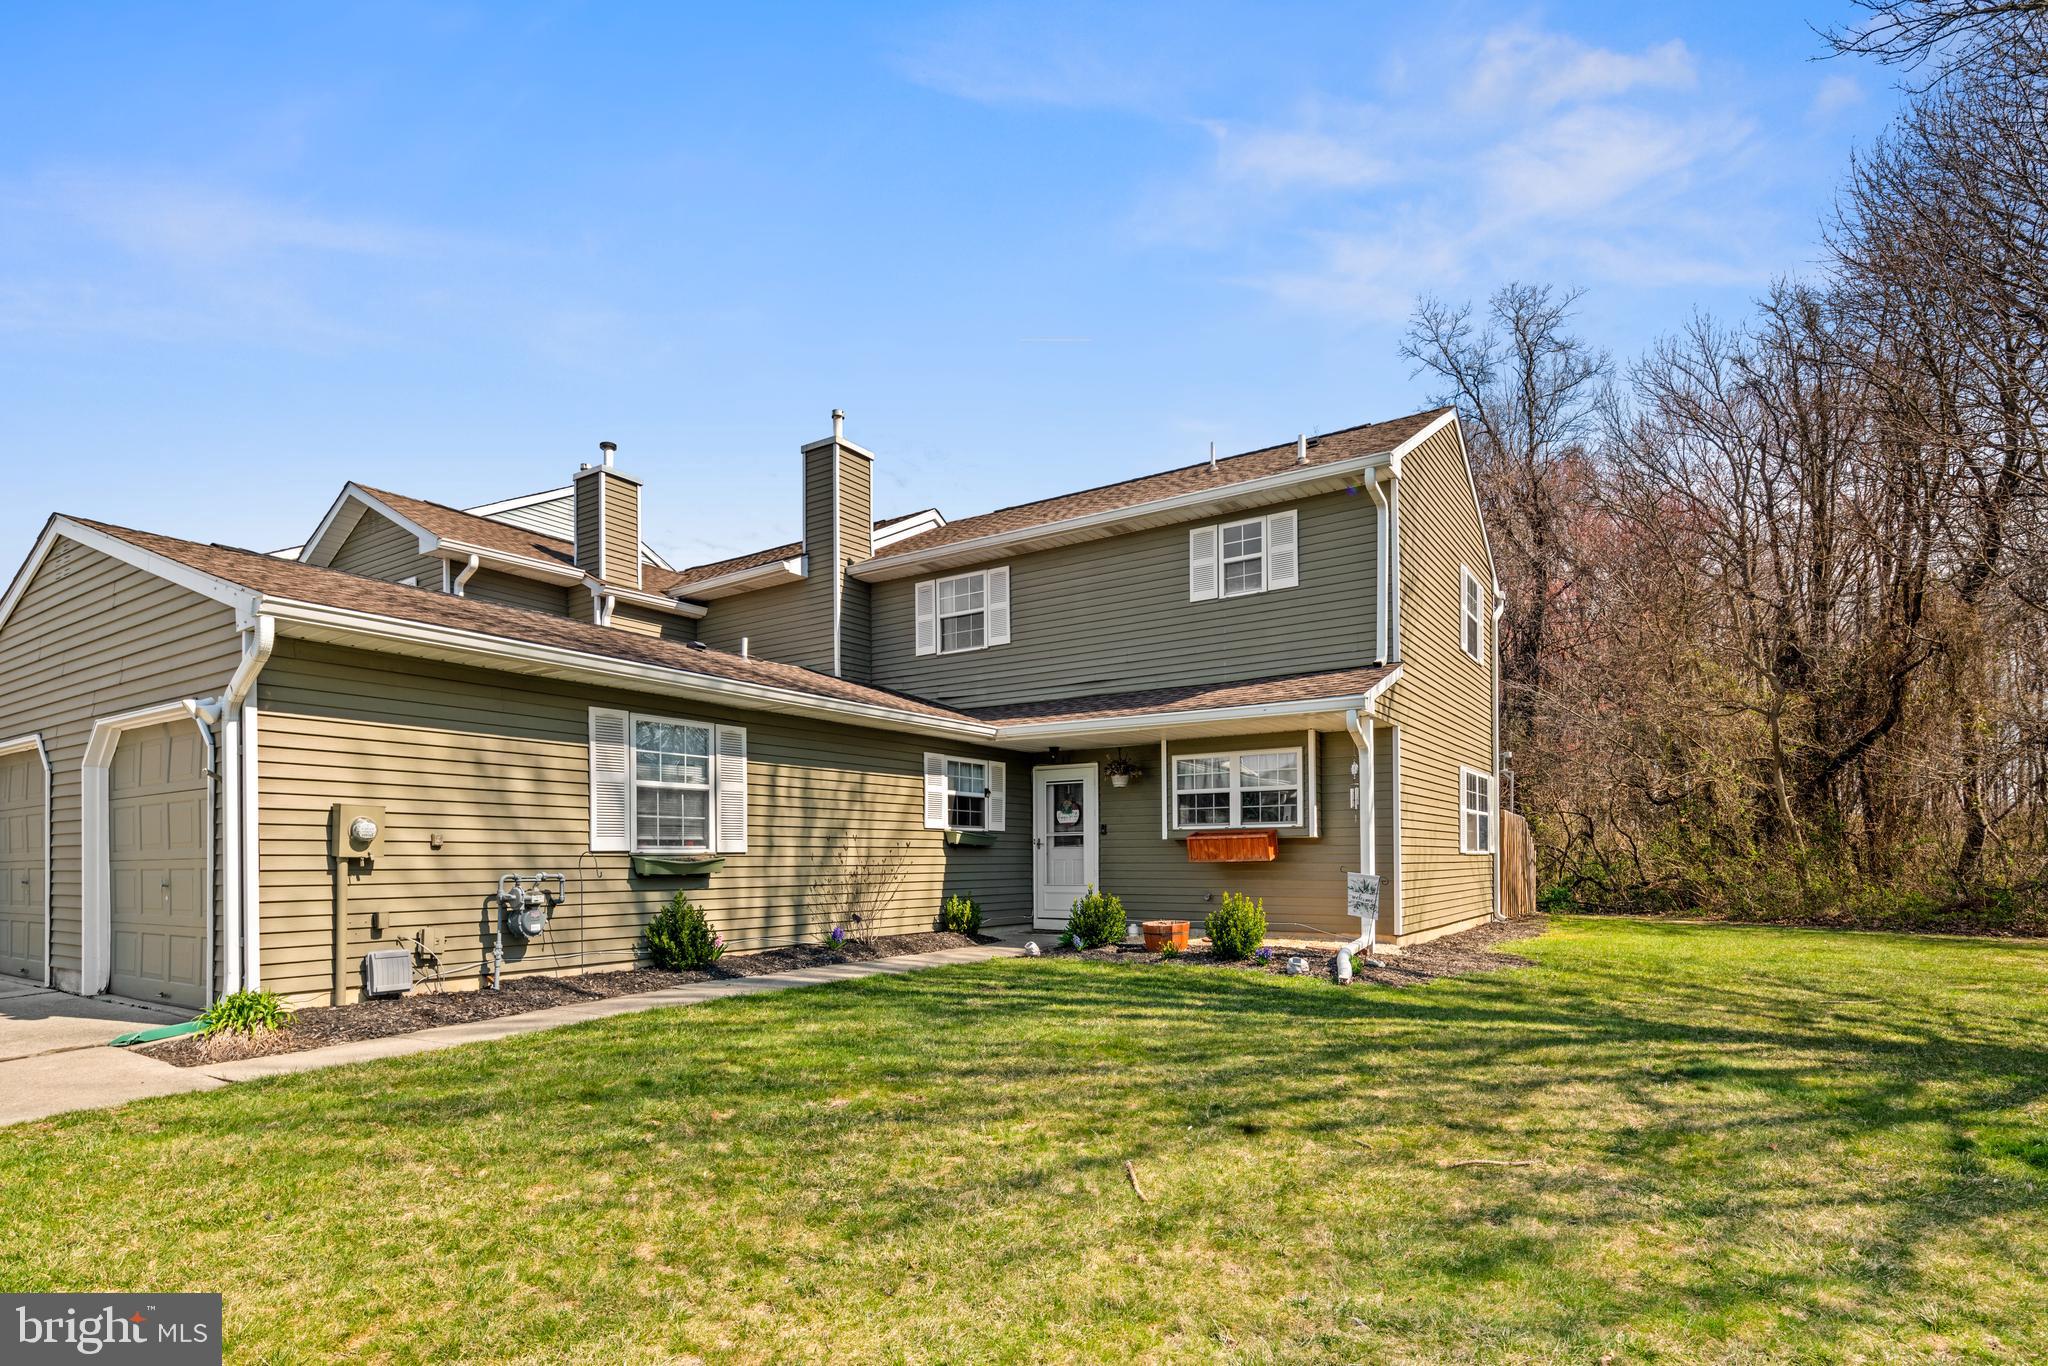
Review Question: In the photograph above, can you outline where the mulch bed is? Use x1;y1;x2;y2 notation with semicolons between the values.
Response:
1052;915;1547;986
140;931;987;1068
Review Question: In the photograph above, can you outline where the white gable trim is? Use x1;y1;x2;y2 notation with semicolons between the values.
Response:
0;518;261;637
301;484;440;567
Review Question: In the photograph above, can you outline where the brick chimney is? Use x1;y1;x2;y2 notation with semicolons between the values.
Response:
573;440;642;589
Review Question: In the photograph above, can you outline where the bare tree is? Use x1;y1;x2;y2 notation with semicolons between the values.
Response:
1403;284;1610;757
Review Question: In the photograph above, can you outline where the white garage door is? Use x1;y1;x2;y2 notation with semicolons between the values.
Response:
108;722;207;1008
0;750;43;983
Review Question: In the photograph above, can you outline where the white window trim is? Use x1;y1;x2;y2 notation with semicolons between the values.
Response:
1218;516;1266;599
924;752;1005;831
935;570;989;653
629;711;716;855
1171;747;1306;831
1460;565;1484;664
1191;509;1299;602
925;566;1010;654
1460;764;1494;855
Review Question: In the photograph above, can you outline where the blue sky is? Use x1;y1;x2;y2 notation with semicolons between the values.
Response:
0;2;1897;569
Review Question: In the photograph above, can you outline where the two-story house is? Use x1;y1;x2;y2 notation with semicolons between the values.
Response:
0;407;1500;1009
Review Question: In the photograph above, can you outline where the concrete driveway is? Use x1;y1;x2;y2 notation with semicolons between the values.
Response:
0;979;222;1126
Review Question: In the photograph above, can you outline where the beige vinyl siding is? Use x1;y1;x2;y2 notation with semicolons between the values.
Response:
253;639;1027;1005
573;474;603;578
327;512;441;587
1379;423;1495;939
462;567;574;617
1046;729;1377;938
484;493;576;543
838;452;874;564
0;539;241;992
604;479;641;588
606;600;697;642
868;490;1381;709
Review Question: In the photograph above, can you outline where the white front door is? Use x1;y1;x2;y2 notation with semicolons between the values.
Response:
1032;764;1100;930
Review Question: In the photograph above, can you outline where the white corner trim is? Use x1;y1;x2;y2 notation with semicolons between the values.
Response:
81;700;215;1001
0;733;53;988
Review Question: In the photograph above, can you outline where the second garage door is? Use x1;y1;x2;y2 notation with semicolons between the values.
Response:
0;749;43;983
108;721;207;1008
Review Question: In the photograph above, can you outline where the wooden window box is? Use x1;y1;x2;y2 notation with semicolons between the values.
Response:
1186;830;1280;862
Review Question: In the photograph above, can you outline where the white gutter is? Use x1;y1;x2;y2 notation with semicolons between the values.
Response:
852;451;1399;582
254;597;998;742
666;556;805;602
451;553;481;597
1366;473;1390;663
988;668;1401;745
440;542;584;586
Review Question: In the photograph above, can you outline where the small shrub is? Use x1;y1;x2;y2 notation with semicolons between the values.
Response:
645;893;725;971
198;989;293;1038
939;894;983;936
1066;886;1126;949
1206;891;1267;960
1159;943;1182;959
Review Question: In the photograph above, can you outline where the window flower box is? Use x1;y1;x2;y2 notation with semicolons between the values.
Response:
1186;830;1280;862
943;829;1000;847
631;854;727;878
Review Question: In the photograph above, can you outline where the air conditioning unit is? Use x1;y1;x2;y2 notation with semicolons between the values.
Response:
363;948;414;997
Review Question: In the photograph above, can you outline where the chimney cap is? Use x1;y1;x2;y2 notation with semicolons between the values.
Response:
598;440;618;467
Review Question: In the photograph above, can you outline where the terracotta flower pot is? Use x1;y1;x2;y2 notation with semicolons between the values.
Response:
1141;920;1189;952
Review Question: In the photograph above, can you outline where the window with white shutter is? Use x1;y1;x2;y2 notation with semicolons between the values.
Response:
1192;511;1300;601
925;752;998;831
919;568;1010;654
714;724;748;853
924;752;949;829
588;707;631;851
1266;509;1299;589
1189;525;1219;600
914;580;937;656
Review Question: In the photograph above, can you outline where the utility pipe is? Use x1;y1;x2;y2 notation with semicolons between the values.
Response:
181;699;220;1007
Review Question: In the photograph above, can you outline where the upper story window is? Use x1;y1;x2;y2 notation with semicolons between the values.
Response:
1189;510;1298;601
1173;749;1304;829
1461;567;1485;663
914;566;1011;656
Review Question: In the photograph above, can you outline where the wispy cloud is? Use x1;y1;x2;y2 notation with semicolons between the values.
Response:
1203;103;1392;191
1809;73;1864;120
1465;27;1697;111
891;4;1174;111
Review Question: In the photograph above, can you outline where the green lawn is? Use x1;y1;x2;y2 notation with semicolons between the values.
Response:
4;918;2046;1363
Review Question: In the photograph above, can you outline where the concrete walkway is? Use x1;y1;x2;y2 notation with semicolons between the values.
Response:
1;935;1029;1127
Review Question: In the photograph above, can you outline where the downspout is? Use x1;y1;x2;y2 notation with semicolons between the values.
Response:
218;618;275;993
452;553;480;597
1365;473;1389;664
181;699;220;1008
1341;703;1382;977
1492;588;1506;923
1385;461;1403;661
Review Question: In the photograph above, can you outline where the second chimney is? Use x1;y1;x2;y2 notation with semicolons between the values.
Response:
574;440;643;589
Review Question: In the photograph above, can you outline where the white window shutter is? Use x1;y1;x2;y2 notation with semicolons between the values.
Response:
588;707;631;852
985;566;1011;646
923;753;949;829
714;724;748;853
914;579;937;655
986;760;1006;831
1189;525;1219;600
1266;509;1299;589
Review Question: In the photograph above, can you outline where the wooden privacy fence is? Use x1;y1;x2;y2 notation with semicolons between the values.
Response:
1500;810;1536;919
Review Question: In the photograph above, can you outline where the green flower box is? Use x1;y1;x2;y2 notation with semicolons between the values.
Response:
631;855;727;878
943;830;1000;848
